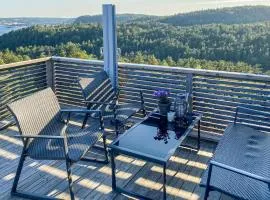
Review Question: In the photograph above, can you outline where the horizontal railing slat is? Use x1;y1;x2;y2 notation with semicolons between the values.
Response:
0;58;50;71
53;57;104;108
0;59;48;121
193;91;270;106
55;67;102;76
194;87;269;101
118;74;186;85
119;62;270;81
194;82;270;95
119;69;186;80
194;77;270;89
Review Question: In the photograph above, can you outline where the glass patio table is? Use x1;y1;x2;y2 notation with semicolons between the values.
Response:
109;111;202;200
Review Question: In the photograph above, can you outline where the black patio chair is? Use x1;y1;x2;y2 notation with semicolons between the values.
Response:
7;88;108;200
201;106;270;200
78;71;146;136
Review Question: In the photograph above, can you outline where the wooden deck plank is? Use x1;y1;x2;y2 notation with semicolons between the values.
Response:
114;140;196;200
188;142;216;200
145;141;196;200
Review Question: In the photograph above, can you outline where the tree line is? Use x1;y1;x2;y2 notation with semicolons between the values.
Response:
160;6;270;26
0;21;269;74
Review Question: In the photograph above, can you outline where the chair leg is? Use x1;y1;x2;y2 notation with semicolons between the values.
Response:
82;103;92;129
142;108;147;117
102;135;109;164
11;148;62;199
115;120;119;137
81;136;109;164
204;164;213;200
65;159;75;200
82;113;89;129
11;151;26;194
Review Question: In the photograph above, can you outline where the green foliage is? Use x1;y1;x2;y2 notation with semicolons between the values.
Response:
124;54;262;74
1;22;270;71
0;49;29;64
0;24;103;56
56;42;90;59
265;71;270;76
118;22;270;71
176;58;262;73
161;6;270;26
74;14;156;24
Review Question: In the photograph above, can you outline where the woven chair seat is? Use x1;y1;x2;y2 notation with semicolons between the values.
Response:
201;123;270;200
28;123;103;162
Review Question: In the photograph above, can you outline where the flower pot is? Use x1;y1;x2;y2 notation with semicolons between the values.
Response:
158;102;171;116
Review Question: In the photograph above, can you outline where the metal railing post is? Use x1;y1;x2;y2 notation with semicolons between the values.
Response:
186;73;193;114
46;58;55;91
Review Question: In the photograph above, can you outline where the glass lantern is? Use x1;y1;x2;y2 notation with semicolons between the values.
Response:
174;93;189;119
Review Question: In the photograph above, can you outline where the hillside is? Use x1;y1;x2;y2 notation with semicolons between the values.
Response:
2;6;270;27
160;6;270;26
0;22;269;73
74;14;158;24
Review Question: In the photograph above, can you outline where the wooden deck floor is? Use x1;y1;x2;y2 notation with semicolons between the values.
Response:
0;119;233;200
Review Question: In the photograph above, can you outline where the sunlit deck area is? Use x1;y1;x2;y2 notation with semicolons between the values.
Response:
0;118;234;200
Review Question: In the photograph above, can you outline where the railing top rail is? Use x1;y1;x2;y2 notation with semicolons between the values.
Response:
6;56;268;82
0;57;50;71
118;62;270;82
52;56;104;65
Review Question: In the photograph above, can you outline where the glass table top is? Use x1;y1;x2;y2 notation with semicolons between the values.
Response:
110;112;202;162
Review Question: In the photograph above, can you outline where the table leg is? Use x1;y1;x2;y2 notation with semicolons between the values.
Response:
197;120;201;150
111;150;116;191
163;164;167;200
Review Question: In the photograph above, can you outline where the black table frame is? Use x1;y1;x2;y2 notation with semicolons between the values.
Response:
109;113;202;200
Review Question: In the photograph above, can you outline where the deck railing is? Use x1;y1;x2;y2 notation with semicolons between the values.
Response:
52;57;103;107
118;62;270;138
0;56;269;139
0;58;49;128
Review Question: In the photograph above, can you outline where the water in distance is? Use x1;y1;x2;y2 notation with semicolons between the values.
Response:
0;25;26;36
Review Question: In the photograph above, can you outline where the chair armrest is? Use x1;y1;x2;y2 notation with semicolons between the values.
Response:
60;109;102;115
61;109;104;130
14;134;69;159
82;101;115;106
234;106;270;123
13;135;65;139
210;160;270;184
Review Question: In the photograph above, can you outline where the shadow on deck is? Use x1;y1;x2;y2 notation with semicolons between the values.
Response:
0;116;232;200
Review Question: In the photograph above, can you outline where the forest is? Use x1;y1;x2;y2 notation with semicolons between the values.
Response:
74;14;156;24
0;6;270;74
74;6;270;26
160;6;270;26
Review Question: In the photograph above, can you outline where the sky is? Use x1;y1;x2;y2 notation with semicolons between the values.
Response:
0;0;270;18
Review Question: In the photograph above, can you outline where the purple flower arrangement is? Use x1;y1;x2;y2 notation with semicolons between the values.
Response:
153;89;170;104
